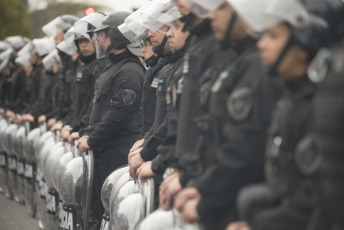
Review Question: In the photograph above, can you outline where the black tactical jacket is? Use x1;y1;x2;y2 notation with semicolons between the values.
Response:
86;51;145;152
194;37;283;221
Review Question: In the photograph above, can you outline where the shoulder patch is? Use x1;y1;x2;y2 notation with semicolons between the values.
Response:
122;89;137;106
294;135;322;176
227;87;253;121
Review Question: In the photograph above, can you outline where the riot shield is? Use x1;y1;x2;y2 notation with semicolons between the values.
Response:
36;133;56;230
110;178;154;230
6;124;19;201
24;127;42;217
14;125;26;204
0;118;9;194
100;166;129;229
58;149;94;230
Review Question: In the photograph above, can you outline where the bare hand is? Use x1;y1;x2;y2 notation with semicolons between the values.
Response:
77;136;90;153
51;121;63;132
129;149;144;180
174;187;201;212
130;138;144;152
181;198;200;223
159;173;182;210
68;132;80;145
38;115;46;124
62;125;72;142
22;114;35;122
137;161;155;181
226;222;251;230
47;118;57;128
5;110;15;121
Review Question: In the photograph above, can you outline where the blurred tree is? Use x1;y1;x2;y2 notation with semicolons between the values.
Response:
0;0;32;40
30;2;106;38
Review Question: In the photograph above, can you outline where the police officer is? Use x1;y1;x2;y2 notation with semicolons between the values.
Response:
227;1;331;230
76;11;145;182
0;36;28;121
303;0;344;229
172;0;283;229
51;13;107;138
150;0;237;211
128;0;179;180
37;15;78;129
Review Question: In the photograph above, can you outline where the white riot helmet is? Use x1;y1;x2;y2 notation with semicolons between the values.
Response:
42;15;79;37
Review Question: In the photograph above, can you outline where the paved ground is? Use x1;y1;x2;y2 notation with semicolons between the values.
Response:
0;192;40;230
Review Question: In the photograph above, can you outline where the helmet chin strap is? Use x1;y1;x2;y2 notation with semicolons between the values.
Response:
268;35;294;76
220;12;237;49
152;35;168;56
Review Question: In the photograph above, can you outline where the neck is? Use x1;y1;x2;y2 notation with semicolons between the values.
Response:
282;64;308;80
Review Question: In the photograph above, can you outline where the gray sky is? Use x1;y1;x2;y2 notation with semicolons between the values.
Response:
28;0;151;12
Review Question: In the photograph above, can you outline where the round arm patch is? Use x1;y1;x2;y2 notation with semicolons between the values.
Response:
122;89;137;106
227;87;253;121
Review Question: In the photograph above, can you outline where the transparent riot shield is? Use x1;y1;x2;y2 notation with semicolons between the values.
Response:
14;125;26;204
36;132;55;229
0;118;9;194
100;166;129;230
24;127;41;217
58;148;94;230
6;124;19;201
110;177;154;230
109;173;138;230
43;131;63;230
136;208;174;230
53;144;74;230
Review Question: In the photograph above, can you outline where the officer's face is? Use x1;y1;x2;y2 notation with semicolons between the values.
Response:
147;26;168;47
29;54;38;65
209;2;233;41
77;38;95;57
96;29;111;51
166;20;190;50
209;2;247;42
141;39;155;60
258;23;309;79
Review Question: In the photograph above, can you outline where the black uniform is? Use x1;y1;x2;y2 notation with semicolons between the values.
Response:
84;50;145;181
193;37;282;229
139;50;184;168
45;53;76;124
72;57;110;133
243;74;317;230
29;70;60;120
311;40;344;229
22;64;44;115
8;67;26;113
141;57;169;135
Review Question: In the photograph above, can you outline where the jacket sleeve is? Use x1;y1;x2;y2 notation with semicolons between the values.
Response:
140;116;168;161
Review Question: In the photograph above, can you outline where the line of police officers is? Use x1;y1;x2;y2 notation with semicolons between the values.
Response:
0;0;343;229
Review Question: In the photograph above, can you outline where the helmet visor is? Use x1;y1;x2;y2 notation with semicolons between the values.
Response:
94;28;113;59
42;16;72;37
57;36;78;56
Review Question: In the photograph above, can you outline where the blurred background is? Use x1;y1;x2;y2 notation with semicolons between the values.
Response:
0;0;150;40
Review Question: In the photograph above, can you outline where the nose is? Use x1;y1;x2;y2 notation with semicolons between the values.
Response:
166;27;174;38
148;30;155;38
